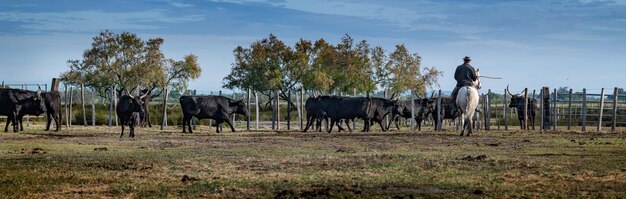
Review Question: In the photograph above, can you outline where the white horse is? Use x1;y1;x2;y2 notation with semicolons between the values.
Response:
456;69;481;136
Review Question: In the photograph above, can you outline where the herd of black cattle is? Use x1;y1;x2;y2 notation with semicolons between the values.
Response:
0;87;537;137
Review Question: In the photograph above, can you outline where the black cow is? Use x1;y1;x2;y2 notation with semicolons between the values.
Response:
431;96;457;129
180;95;249;133
365;97;399;132
388;98;432;131
303;96;348;132
43;92;62;131
4;91;62;132
303;96;371;133
139;88;160;128
0;88;47;132
507;87;537;130
116;92;146;138
308;109;327;132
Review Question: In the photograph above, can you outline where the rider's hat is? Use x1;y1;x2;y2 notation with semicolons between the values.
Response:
463;56;471;61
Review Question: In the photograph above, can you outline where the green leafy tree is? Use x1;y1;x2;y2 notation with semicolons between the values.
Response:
159;54;201;130
224;34;301;107
386;44;442;95
303;38;336;94
80;30;165;96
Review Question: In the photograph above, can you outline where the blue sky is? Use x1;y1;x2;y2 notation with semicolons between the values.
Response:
1;0;625;94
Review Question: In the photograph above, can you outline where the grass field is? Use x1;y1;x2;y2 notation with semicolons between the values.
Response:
1;125;625;198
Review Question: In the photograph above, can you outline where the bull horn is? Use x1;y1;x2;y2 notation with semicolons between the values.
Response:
415;92;423;100
430;91;435;99
389;93;397;100
36;85;42;98
506;85;514;96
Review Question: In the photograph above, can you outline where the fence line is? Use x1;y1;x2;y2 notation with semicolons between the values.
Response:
2;82;626;133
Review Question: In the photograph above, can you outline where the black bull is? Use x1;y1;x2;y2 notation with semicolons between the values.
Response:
4;91;61;132
388;98;433;131
0;88;47;132
180;95;249;133
509;95;537;130
116;94;146;138
303;96;399;133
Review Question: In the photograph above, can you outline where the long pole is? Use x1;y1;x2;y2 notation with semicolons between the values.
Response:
568;89;572;131
81;83;87;126
272;90;276;130
108;86;112;127
582;88;587;132
598;88;605;132
612;87;618;133
553;89;557;131
160;87;168;130
529;89;537;131
523;88;528;130
113;88;117;126
504;88;508;130
69;86;74;127
287;90;291;130
411;91;415;133
486;89;491;131
276;90;280;130
300;88;304;130
539;87;546;131
437;90;442;131
247;88;251;131
255;91;259;130
91;88;96;126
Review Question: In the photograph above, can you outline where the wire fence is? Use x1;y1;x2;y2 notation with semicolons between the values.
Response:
2;81;625;133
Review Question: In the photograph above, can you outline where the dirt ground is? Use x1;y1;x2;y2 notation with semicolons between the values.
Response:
1;124;625;198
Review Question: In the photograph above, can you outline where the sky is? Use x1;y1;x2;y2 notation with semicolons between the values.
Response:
1;0;625;94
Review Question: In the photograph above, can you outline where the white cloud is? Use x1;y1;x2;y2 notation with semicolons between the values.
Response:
0;10;204;32
544;32;614;42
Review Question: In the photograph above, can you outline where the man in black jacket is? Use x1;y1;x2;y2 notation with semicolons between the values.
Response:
450;56;478;116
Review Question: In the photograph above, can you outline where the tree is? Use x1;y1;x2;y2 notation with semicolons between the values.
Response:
386;44;441;95
160;54;201;130
303;38;336;94
223;34;300;107
81;30;165;96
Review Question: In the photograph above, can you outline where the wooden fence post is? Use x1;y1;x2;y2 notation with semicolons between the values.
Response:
160;87;168;130
255;91;259;130
69;86;73;127
582;88;587;132
276;90;280;130
568;89;572;131
247;88;251;131
612;87;618;133
530;89;537;131
486;89;491;131
437;90;442;131
113;88;117;126
553;89;557;131
598;88;605;132
91;88;95;126
287;90;291;130
539;88;545;131
232;92;236;129
300;88;304;130
108;86;112;127
542;87;550;131
504;88;508;130
410;91;415;133
524;88;528;130
81;83;87;126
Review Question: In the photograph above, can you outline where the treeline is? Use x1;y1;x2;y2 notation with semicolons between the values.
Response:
223;34;442;101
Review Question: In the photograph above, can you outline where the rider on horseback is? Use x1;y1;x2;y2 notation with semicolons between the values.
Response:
451;56;478;117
